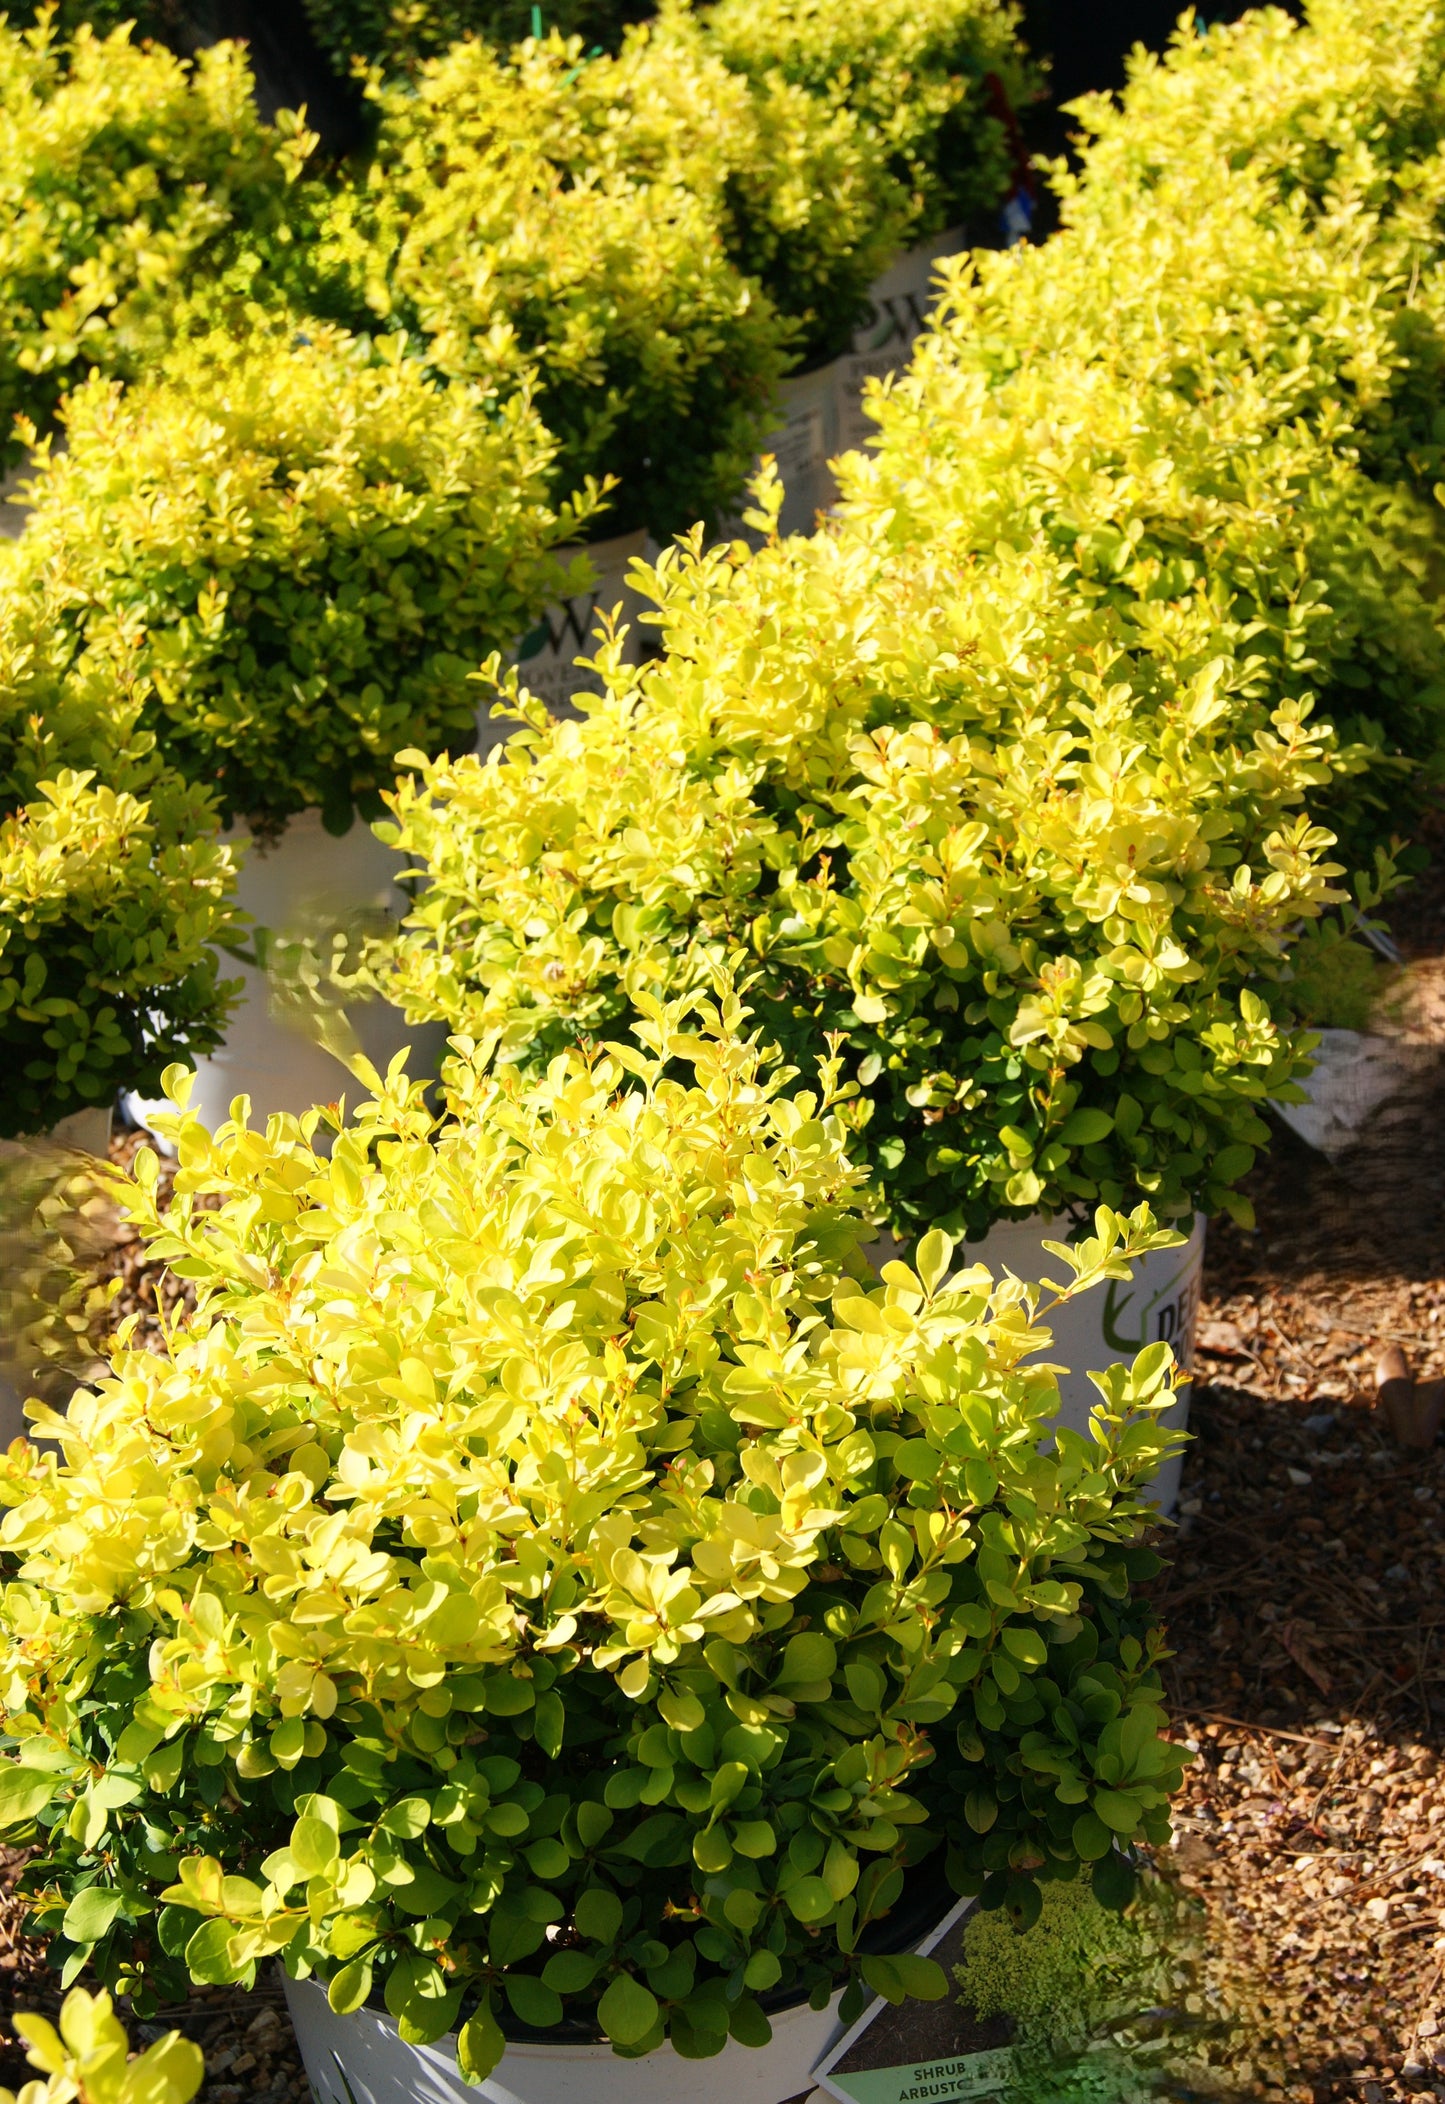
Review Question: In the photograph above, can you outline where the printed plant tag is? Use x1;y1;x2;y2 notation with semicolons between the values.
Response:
814;1899;1018;2104
835;230;965;457
720;363;840;545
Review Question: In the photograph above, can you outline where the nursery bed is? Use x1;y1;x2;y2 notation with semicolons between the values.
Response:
9;875;1445;2103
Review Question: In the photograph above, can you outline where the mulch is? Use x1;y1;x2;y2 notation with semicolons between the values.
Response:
9;850;1445;2101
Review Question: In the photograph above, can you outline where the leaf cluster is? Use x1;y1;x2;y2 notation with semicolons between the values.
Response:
377;489;1358;1240
376;0;1445;1237
2;1986;203;2104
319;19;813;533
295;0;1040;291
702;0;1040;240
846;0;1445;837
0;17;324;464
0;989;1187;2062
300;0;653;75
3;326;586;832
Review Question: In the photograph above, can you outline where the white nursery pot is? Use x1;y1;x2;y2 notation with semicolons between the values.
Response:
285;1973;850;2104
1272;1025;1406;1160
723;229;967;552
719;363;841;545
765;364;842;538
171;811;442;1135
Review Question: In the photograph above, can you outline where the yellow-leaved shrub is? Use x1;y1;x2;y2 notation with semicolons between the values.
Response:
2;1989;202;2104
0;987;1187;2060
4;325;586;833
0;18;322;458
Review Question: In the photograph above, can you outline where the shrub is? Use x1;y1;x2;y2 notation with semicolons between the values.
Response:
0;585;237;1140
376;452;1368;1240
952;1870;1277;2099
838;246;1445;857
0;989;1186;2061
643;6;917;368
835;0;1445;831
701;0;1039;241
3;1988;204;2104
1048;0;1445;512
374;6;1445;1243
5;325;586;833
319;26;803;535
0;18;322;463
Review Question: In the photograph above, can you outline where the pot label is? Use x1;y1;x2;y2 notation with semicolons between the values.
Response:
1100;1246;1203;1368
821;2044;1018;2104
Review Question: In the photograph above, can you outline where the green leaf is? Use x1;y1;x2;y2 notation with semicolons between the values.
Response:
708;1761;747;1810
575;1802;614;1851
1071;1811;1114;1861
378;1796;431;1839
859;1954;905;2004
730;1820;775;1859
542;1949;599;1994
1092;1849;1139;1912
727;1996;772;2048
505;1975;564;2029
290;1816;339;1876
893;1439;939;1482
61;1885;125;1945
1092;1789;1145;1834
533;1689;565;1758
487;1906;548;1967
573;1887;624;1946
524;1837;570;1880
658;1688;705;1733
597;1974;660;2046
783;1875;833;1923
0;1762;61;1829
776;1632;837;1688
693;1826;733;1874
458;2002;506;2084
844;1660;885;1712
743;1948;782;1991
1000;1626;1047;1667
1059;1108;1114;1145
328;1959;373;2015
1211;1142;1255;1185
185;1918;248;1987
887;1954;948;2001
914;1228;954;1292
157;1906;202;1959
398;1984;463;2047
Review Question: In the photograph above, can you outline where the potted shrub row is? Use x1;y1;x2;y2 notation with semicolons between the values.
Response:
0;985;1188;2100
0;575;238;1442
0;2;1034;1134
371;0;1445;1485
